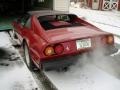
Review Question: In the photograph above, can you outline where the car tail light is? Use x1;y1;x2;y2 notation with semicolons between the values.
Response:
107;35;114;44
44;46;54;56
54;44;64;54
44;44;64;56
102;35;114;44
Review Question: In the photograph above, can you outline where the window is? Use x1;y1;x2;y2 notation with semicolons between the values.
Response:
56;15;70;21
94;0;98;2
17;14;30;26
105;0;110;1
112;0;118;2
38;0;44;3
38;14;84;30
24;18;31;29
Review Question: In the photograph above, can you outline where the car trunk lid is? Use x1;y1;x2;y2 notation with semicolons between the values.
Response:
45;26;110;43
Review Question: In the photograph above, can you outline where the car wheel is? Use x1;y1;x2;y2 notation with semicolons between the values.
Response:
56;67;69;72
23;42;36;71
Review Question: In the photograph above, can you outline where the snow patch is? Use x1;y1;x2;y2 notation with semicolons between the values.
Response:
45;46;120;90
0;32;12;48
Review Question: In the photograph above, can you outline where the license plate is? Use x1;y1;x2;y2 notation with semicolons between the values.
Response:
76;38;91;49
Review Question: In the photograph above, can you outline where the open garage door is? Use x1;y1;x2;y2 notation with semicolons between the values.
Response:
0;0;70;15
34;0;53;10
0;0;35;31
0;0;69;31
0;0;34;15
0;0;54;15
0;0;54;31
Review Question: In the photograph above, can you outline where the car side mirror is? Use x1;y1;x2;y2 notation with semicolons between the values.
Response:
18;24;24;29
16;18;21;23
15;18;24;29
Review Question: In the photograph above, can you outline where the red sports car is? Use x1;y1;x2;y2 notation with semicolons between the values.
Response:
12;10;117;70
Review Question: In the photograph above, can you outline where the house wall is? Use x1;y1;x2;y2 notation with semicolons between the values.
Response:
35;0;53;10
87;0;120;11
118;0;120;10
98;0;103;10
53;0;70;11
88;0;92;8
92;0;100;10
36;0;70;11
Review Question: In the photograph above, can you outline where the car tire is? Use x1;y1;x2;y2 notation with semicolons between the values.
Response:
56;67;69;72
23;42;36;71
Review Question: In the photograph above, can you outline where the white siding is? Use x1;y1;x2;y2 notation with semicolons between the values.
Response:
53;0;70;11
92;0;99;10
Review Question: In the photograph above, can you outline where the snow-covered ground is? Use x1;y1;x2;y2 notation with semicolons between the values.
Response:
0;32;40;90
45;47;120;90
0;32;12;48
45;55;120;90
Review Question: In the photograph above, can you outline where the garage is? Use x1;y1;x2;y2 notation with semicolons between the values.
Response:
0;0;34;15
0;0;69;15
0;0;70;31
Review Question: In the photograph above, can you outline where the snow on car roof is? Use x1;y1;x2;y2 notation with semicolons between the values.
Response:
28;10;71;17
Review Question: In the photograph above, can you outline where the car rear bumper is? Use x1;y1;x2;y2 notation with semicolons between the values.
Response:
41;45;118;70
42;55;79;70
105;46;118;55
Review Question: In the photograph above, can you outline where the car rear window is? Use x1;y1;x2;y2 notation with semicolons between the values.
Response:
38;14;84;30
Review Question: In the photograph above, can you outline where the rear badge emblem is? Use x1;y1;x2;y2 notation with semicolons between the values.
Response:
66;46;70;51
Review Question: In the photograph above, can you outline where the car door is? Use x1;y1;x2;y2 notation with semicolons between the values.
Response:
23;16;40;65
13;14;30;44
14;15;40;65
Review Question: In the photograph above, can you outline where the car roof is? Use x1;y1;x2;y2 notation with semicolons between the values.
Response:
28;10;72;17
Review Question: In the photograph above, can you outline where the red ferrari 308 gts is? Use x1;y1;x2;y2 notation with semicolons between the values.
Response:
12;10;117;70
